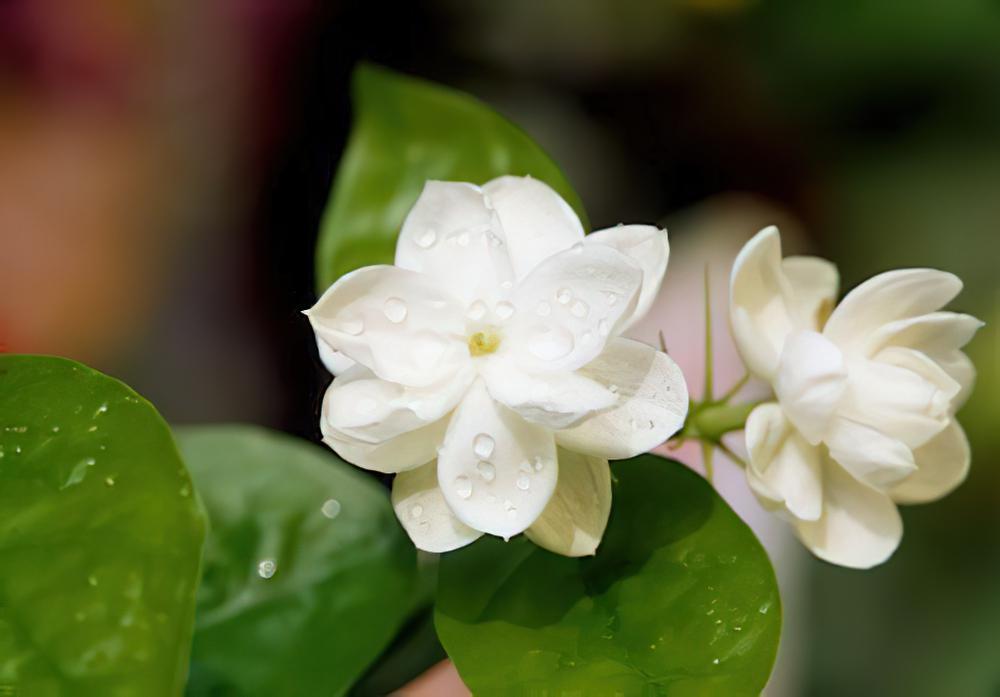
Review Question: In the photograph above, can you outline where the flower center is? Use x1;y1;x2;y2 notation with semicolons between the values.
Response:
468;329;501;357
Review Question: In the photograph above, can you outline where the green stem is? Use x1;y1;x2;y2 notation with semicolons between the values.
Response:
689;401;760;443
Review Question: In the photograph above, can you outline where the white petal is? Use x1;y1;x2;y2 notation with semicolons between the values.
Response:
482;176;584;279
391;462;483;553
525;449;611;557
744;403;823;522
795;461;902;569
395;180;515;305
824;269;962;354
507;244;643;373
773;330;847;444
436;380;557;538
868;311;983;357
479;358;616;430
840;349;956;448
584;225;669;331
321;364;472;444
315;336;356;376
555;338;688;459
781;255;839;329
891;420;970;504
308;265;470;388
321;419;449;474
728;226;799;380
825;417;916;489
936;350;977;410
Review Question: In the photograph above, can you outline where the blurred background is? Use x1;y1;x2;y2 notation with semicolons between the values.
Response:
1;1;997;694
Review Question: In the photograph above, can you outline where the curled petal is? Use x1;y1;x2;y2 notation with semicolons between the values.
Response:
891;420;970;504
321;418;449;474
774;330;847;445
482;176;584;279
824;269;962;355
744;403;823;522
395;180;515;305
391;462;483;553
555;338;688;459
729;227;799;380
437;381;558;538
308;265;470;388
526;449;611;557
480;358;616;430
584;225;669;331
508;244;643;373
322;365;472;444
795;462;903;569
825;417;916;489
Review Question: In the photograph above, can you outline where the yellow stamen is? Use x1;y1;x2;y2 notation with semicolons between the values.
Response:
468;330;501;357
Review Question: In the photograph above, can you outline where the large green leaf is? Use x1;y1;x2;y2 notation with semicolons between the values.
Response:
315;63;587;293
176;425;420;697
436;455;781;696
0;355;205;696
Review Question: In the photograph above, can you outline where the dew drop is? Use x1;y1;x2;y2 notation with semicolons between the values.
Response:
51;426;60;434
516;474;531;491
713;658;720;665
410;504;424;519
454;475;473;499
88;575;98;587
338;318;364;336
257;559;277;579
321;499;341;519
609;384;619;394
519;461;533;473
495;301;515;320
503;499;517;515
416;228;437;248
528;326;574;361
570;300;589;318
383;297;408;323
597;319;610;336
456;232;470;247
533;457;546;472
95;403;109;416
473;433;495;458
476;460;496;482
179;484;191;497
500;280;513;290
605;292;618;305
556;288;572;305
466;300;488;320
535;301;552;317
580;330;594;345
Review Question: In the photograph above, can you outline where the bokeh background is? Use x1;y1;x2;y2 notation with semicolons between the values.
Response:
1;1;998;695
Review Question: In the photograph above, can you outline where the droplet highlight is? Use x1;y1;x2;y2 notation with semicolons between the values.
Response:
473;433;495;459
383;297;407;323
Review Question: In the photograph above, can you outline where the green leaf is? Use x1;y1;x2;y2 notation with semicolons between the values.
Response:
435;455;781;696
0;355;205;696
315;63;587;293
176;425;420;697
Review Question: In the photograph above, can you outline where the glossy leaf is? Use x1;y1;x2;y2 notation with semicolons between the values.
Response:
176;425;420;697
0;355;205;696
315;63;587;292
436;454;781;696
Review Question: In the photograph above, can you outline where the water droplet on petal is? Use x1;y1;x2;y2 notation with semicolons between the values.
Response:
516;474;531;490
605;292;618;305
519;461;533;473
495;301;515;320
598;319;610;336
528;326;574;361
570;300;589;318
456;232;470;247
339;318;364;335
454;475;473;499
416;228;437;248
500;279;513;290
580;330;594;345
321;499;341;519
383;297;407;323
533;457;546;472
410;503;424;519
473;434;495;459
556;288;572;305
503;499;517;515
476;461;496;481
536;301;551;317
609;384;619;394
257;559;277;579
467;300;487;320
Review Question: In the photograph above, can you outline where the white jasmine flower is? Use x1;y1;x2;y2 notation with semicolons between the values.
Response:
307;176;688;555
730;226;982;568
